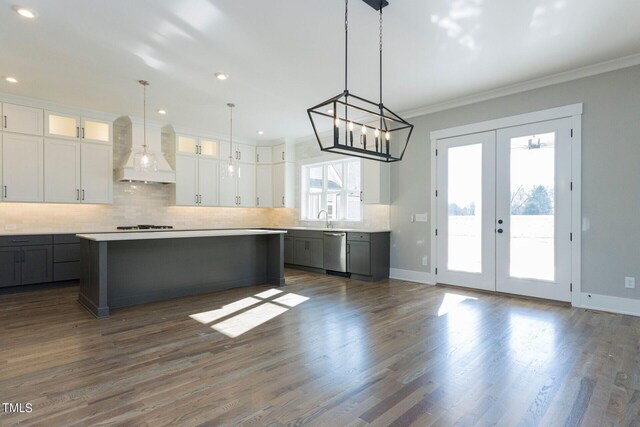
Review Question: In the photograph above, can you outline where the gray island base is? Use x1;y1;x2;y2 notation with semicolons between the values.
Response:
77;229;286;318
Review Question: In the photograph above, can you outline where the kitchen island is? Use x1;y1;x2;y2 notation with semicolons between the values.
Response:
77;229;286;318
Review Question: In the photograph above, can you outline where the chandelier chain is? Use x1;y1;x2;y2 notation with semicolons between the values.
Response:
379;6;383;106
345;0;349;92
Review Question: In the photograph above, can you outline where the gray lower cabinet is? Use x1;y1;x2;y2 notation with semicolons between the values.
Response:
0;248;21;288
283;236;294;264
0;234;80;288
22;245;53;285
347;241;370;276
293;237;323;269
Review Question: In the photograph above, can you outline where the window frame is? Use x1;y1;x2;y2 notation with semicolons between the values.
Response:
301;158;362;222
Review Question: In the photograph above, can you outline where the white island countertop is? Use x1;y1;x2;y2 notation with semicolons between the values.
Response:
77;229;287;242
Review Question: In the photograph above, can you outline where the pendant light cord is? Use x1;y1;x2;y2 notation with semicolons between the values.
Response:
379;6;383;106
344;0;349;92
143;83;147;151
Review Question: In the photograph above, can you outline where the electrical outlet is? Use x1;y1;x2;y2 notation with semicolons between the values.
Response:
625;277;636;289
422;256;429;266
4;224;17;231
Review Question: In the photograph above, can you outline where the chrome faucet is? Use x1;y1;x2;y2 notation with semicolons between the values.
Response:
317;210;333;229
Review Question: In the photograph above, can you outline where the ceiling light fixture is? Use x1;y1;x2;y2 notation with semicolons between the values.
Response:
157;109;167;115
5;76;18;83
215;72;228;81
307;0;413;162
257;130;264;135
223;103;236;178
13;6;38;18
133;80;158;173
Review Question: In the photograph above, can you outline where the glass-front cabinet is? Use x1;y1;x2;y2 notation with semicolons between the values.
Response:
45;111;111;143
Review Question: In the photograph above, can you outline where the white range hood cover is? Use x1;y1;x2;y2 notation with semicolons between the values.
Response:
114;116;175;184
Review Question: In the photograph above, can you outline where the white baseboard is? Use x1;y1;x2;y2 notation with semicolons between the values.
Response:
575;292;640;317
389;268;435;285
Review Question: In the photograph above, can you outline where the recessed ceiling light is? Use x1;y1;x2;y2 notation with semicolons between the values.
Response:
215;72;228;81
157;109;167;115
257;130;264;135
13;6;38;19
5;76;18;83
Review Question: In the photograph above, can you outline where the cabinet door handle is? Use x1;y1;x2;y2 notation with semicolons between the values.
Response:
82;189;85;201
239;151;242;161
3;185;6;198
347;243;350;254
3;115;7;129
77;189;80;201
360;191;363;202
282;196;285;206
196;194;199;204
76;126;80;138
257;153;259;163
239;196;241;205
82;127;85;139
256;196;259;206
282;152;285;161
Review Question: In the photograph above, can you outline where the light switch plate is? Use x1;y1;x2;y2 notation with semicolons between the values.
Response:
415;213;428;222
625;277;636;289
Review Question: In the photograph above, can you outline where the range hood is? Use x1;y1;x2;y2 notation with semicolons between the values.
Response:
114;116;176;184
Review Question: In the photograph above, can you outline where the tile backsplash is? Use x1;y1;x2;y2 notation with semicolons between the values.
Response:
0;181;389;233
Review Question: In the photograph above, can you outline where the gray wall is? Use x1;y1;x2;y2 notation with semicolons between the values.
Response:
390;64;640;300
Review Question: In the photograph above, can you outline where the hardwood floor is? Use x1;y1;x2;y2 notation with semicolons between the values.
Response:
1;270;639;426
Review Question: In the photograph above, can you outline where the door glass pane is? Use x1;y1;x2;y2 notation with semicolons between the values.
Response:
83;120;110;142
509;132;555;281
49;114;78;138
448;144;482;273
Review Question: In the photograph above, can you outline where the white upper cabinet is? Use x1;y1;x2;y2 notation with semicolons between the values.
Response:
175;155;199;206
44;139;81;203
219;167;237;207
256;165;273;207
273;162;294;208
236;143;255;164
272;144;292;163
361;159;390;204
2;134;44;202
199;138;219;158
45;112;111;144
45;112;81;140
176;134;198;156
80;142;112;204
256;146;272;164
3;103;44;136
237;164;256;207
198;157;219;206
81;118;111;144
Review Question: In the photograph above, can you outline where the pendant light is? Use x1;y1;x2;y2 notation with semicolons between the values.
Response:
223;103;236;178
307;0;413;162
133;80;158;173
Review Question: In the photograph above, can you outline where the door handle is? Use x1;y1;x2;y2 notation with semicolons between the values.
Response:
82;189;85;201
239;196;241;205
3;185;6;198
282;196;285;206
497;228;504;234
3;115;6;129
282;152;285;161
325;233;345;237
360;191;363;202
256;196;259;206
82;127;85;139
257;153;259;163
76;126;80;138
77;189;80;201
196;194;199;204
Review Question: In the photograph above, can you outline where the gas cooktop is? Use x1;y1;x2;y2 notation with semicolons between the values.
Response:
116;225;174;230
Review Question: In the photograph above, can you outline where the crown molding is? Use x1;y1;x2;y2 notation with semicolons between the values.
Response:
401;53;640;119
0;91;119;122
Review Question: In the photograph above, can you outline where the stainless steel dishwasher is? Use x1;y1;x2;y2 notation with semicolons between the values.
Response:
323;232;347;273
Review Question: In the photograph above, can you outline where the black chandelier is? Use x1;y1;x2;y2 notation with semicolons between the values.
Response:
307;0;413;163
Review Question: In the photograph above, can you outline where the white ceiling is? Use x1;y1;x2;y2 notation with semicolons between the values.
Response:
1;0;639;140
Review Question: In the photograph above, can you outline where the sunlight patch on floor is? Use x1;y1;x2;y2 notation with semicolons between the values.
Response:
189;289;309;338
438;293;478;317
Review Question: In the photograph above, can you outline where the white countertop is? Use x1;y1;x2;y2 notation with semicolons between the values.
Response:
77;229;287;242
268;226;391;233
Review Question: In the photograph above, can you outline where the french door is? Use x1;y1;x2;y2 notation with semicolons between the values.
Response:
436;118;572;302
